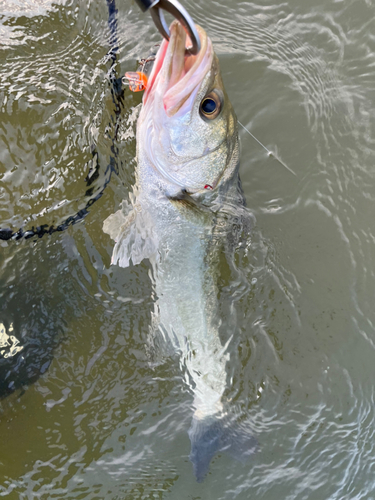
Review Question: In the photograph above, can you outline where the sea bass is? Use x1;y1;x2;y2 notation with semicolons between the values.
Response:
104;21;256;481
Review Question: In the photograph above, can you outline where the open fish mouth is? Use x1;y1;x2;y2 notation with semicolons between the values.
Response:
137;21;237;194
144;21;213;116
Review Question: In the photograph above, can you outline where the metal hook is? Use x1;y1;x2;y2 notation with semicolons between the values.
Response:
134;0;201;55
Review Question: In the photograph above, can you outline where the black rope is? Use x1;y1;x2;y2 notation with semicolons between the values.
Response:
0;0;123;242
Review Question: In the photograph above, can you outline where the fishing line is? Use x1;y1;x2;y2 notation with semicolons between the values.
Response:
238;120;296;176
0;0;124;241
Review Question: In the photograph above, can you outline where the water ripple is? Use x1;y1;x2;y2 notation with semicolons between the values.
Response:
1;0;375;497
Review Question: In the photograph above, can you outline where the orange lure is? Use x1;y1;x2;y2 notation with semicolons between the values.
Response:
124;71;148;92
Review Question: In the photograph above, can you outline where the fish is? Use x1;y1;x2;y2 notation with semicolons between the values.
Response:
103;21;257;481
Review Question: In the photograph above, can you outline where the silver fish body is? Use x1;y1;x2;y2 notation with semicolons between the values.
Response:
104;21;256;481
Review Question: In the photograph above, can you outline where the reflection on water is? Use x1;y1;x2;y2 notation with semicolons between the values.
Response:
0;323;23;359
1;0;375;497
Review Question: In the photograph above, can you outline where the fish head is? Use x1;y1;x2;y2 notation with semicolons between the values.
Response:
138;21;239;194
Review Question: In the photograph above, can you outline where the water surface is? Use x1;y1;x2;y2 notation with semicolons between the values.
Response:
1;0;375;498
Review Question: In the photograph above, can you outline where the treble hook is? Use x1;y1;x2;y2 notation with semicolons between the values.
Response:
134;0;201;55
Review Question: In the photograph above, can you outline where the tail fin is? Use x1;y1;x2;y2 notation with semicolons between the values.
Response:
188;415;257;482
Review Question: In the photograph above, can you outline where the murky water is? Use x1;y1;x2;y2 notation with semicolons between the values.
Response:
1;0;375;497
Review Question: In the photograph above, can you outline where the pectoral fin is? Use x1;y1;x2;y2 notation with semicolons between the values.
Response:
103;200;157;268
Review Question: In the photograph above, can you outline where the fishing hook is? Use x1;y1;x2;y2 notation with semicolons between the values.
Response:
134;0;201;55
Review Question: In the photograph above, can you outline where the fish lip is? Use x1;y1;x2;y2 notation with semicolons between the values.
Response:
144;22;211;112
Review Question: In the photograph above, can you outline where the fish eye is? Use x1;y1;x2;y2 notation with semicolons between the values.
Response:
200;91;222;120
202;98;216;114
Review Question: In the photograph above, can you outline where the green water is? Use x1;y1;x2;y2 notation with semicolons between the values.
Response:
1;0;375;498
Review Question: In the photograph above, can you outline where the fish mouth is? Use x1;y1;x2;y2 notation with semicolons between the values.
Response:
144;21;213;116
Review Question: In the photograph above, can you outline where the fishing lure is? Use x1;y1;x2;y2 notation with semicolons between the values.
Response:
123;71;148;92
123;50;159;93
